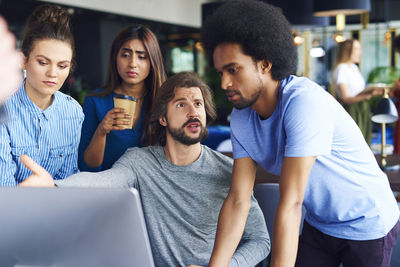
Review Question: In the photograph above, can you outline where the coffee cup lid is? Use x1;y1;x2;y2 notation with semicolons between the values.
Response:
114;93;137;101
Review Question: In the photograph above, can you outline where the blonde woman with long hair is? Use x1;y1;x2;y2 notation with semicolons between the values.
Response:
332;39;381;144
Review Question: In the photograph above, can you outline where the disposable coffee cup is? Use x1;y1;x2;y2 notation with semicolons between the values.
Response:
113;94;137;129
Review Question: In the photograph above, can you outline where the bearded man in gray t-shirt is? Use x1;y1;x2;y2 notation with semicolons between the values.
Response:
20;72;270;267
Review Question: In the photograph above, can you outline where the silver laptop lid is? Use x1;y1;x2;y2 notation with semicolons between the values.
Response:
0;187;155;267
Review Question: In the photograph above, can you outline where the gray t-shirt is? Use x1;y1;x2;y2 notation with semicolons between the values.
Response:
57;145;270;266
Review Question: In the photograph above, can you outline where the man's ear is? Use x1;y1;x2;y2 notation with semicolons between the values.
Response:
159;116;167;127
259;60;272;74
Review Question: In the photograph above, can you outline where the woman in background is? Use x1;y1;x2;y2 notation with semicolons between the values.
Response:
333;39;380;145
79;25;166;171
0;5;84;186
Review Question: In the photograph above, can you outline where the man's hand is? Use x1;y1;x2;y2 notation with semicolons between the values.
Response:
18;154;55;187
0;16;22;104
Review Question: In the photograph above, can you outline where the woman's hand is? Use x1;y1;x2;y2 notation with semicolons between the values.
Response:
98;108;131;135
359;87;383;100
367;87;383;99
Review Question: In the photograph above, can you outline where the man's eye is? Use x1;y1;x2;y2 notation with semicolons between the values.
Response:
38;61;47;65
177;103;184;108
195;102;202;106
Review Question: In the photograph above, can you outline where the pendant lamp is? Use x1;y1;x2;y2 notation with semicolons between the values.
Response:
313;0;371;16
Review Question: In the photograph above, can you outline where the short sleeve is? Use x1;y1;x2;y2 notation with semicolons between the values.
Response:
283;91;333;157
334;64;349;86
231;130;250;159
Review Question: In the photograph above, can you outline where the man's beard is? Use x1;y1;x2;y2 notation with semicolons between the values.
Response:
167;118;209;145
227;77;264;109
229;89;262;109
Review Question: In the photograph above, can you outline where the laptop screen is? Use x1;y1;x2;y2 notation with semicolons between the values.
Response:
0;187;154;267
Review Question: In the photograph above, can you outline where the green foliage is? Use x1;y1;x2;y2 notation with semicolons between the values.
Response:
367;66;399;85
367;66;400;108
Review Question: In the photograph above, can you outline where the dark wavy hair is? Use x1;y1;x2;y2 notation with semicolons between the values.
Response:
21;4;75;71
148;72;216;146
201;0;297;80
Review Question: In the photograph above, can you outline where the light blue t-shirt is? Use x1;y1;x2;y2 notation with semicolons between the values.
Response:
231;75;399;240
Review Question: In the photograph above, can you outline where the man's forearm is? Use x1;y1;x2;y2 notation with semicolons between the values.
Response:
56;167;132;189
270;202;303;267
209;195;251;267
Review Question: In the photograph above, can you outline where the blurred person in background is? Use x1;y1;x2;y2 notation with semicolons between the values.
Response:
332;39;381;145
0;16;22;106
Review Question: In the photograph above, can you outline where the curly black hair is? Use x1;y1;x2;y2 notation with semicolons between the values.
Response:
201;0;297;80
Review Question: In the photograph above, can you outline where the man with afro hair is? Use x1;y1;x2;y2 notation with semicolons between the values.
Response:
201;1;400;267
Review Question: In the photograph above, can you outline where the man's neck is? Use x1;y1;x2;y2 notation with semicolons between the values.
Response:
252;79;281;119
162;139;202;166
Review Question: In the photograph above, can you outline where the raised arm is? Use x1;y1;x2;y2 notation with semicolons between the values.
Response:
209;156;257;267
270;156;315;267
79;97;130;170
83;108;130;167
19;152;137;189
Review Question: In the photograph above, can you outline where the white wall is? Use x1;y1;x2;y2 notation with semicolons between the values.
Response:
41;0;214;28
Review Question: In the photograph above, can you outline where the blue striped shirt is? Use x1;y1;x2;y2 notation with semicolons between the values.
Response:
0;82;84;186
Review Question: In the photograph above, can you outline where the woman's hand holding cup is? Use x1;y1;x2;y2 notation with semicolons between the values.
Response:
98;108;131;135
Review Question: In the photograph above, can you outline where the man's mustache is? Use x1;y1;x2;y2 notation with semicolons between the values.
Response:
225;89;241;96
183;118;202;128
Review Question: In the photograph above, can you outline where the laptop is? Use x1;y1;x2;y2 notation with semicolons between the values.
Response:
0;187;155;267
